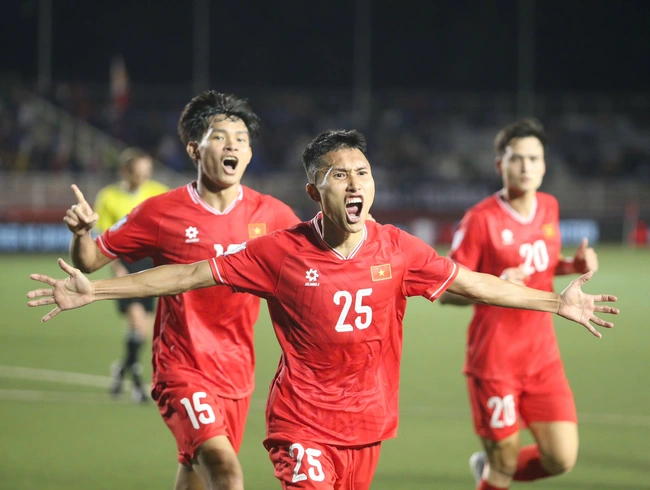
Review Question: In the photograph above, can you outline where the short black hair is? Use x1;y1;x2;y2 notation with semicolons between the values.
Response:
302;129;367;183
494;118;547;156
177;91;262;146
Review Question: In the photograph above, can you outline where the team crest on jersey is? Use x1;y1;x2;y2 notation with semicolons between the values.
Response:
305;268;320;287
185;226;199;243
542;223;557;238
371;264;392;281
501;229;514;245
248;223;267;238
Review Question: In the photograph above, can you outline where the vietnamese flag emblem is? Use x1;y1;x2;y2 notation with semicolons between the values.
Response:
371;264;392;281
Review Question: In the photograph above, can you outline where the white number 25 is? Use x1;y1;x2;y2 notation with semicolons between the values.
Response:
333;288;373;332
290;443;325;482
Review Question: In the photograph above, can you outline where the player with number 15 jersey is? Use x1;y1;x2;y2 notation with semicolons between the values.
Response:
97;182;299;459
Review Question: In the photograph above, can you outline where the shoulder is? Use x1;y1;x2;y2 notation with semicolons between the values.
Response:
537;192;559;209
369;221;426;249
95;183;120;201
131;185;186;216
145;180;170;194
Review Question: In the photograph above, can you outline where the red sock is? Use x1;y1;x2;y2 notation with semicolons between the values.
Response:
478;481;508;490
513;444;552;481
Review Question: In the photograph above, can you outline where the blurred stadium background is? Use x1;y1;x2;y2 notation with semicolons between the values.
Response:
1;1;649;489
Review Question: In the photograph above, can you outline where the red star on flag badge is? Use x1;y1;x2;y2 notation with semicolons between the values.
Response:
248;223;267;238
371;264;392;281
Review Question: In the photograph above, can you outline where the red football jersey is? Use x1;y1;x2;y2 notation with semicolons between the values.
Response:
449;191;562;379
97;183;300;398
210;214;458;446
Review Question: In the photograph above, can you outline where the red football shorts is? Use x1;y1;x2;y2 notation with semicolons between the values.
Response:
265;438;381;489
466;360;577;441
152;378;251;466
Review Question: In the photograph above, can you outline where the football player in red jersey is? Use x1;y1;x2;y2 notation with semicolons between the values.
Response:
61;91;300;490
440;118;599;490
29;129;617;490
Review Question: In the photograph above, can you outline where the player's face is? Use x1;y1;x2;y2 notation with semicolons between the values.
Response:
192;115;252;188
124;157;153;189
498;136;546;196
311;148;375;234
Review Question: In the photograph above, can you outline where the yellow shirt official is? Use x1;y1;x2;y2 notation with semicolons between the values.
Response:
94;180;169;233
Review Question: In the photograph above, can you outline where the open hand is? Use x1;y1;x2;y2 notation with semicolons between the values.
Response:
557;271;618;338
63;184;99;236
27;258;95;322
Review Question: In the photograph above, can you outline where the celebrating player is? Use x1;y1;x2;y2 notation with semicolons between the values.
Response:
67;148;168;403
28;129;617;490
440;118;600;490
61;91;300;490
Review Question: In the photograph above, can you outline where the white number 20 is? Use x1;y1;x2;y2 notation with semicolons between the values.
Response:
290;443;325;482
487;394;517;428
519;240;549;275
333;288;373;332
180;392;216;430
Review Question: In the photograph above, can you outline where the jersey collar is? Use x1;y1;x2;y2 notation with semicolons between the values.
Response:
186;183;243;216
495;190;537;224
310;212;367;260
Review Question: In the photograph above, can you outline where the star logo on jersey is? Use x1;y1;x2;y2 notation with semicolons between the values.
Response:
501;229;514;245
185;226;199;243
371;264;392;281
305;268;320;287
542;223;557;238
248;223;267;238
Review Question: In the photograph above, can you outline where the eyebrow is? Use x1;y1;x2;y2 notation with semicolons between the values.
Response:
331;165;369;172
210;128;249;135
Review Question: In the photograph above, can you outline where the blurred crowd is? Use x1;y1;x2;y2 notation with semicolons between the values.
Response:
2;82;649;182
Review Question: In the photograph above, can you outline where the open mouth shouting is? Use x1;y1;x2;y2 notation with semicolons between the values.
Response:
222;155;239;175
345;196;364;223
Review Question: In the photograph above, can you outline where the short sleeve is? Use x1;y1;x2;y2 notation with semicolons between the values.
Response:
448;209;485;271
96;200;159;262
399;230;459;301
209;233;282;299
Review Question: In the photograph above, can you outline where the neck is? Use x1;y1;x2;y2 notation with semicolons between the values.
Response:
320;214;364;258
196;178;240;212
502;188;537;218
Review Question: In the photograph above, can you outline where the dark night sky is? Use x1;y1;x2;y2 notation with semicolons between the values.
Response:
3;0;650;92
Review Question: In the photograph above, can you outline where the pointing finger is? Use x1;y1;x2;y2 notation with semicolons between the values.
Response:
71;184;87;205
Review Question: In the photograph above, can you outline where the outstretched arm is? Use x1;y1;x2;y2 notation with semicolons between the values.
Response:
65;185;112;273
447;267;618;337
27;258;217;322
439;264;528;306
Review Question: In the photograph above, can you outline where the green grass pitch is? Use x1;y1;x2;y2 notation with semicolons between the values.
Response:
0;247;648;489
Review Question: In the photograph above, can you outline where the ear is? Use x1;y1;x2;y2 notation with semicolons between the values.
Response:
186;141;200;162
495;156;503;176
306;183;321;203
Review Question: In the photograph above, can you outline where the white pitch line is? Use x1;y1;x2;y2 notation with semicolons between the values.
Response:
1;365;649;428
0;365;132;389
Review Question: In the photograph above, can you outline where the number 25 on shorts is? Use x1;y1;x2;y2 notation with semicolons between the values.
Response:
290;443;325;483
